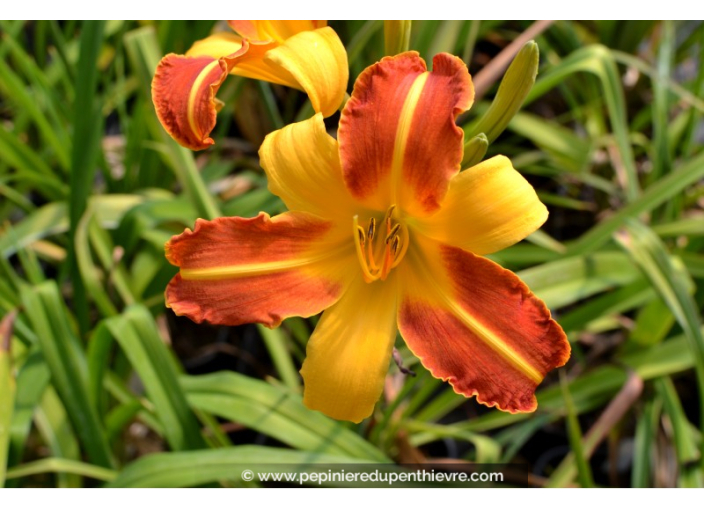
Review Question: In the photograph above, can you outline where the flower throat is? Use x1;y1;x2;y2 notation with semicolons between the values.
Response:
353;205;409;283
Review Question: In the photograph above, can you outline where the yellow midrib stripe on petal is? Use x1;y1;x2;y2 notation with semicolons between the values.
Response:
187;60;221;140
180;253;333;280
441;295;543;384
390;72;429;206
408;244;543;385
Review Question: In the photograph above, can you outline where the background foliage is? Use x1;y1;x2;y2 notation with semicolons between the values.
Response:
1;20;703;487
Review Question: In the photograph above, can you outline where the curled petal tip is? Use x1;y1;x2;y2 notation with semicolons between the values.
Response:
152;50;244;150
154;23;347;150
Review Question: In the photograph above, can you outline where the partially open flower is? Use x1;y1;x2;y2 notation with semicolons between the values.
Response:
152;20;348;150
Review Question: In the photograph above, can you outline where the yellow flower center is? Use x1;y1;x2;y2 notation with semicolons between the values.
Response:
353;205;409;283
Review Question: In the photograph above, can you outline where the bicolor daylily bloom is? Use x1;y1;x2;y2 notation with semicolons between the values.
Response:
165;52;571;423
152;20;348;150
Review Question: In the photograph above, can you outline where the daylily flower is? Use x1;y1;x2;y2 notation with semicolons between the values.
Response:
152;20;348;150
165;52;571;423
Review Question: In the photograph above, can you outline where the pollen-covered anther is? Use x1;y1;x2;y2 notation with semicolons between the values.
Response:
353;205;409;283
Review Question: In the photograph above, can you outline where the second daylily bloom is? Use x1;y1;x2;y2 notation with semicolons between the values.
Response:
165;52;571;423
152;20;348;150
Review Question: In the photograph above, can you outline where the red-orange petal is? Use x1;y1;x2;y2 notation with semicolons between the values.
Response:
338;52;474;217
152;40;270;151
397;241;570;412
165;212;353;328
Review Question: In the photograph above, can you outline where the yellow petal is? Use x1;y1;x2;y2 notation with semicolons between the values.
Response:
301;276;398;423
412;155;548;255
257;20;323;42
265;27;348;117
187;32;244;58
259;113;357;219
187;32;296;88
229;21;326;42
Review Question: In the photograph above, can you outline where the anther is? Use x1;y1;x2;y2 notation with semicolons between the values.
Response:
391;236;400;255
385;223;400;243
357;227;365;244
353;216;377;283
367;218;376;240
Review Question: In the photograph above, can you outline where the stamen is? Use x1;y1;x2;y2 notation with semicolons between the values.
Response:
391;223;410;269
353;216;378;283
385;204;396;221
379;243;394;281
391;235;400;254
353;206;409;282
365;217;380;270
385;223;400;243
